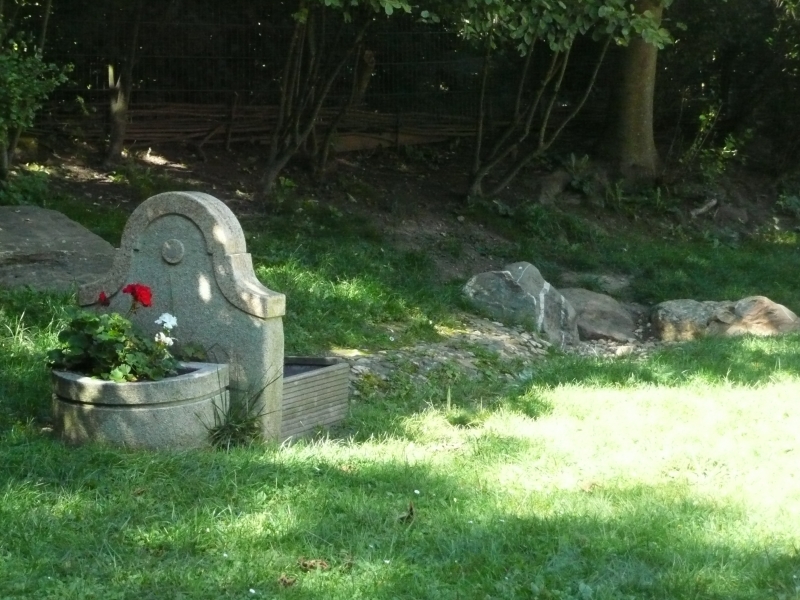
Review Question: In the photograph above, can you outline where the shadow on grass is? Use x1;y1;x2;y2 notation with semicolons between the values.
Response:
0;434;796;599
0;288;67;429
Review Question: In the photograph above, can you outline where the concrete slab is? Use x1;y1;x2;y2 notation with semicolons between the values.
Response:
0;206;115;292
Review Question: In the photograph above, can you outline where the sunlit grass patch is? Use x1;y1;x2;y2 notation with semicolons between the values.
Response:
531;333;800;389
256;253;455;354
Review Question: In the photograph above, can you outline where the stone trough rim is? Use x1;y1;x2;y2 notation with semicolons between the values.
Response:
52;361;229;407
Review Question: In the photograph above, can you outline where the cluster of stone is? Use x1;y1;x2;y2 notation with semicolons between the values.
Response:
339;314;673;388
463;261;800;347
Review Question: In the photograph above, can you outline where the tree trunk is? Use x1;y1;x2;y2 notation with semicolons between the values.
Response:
105;0;144;166
0;141;9;182
607;0;663;181
258;13;370;204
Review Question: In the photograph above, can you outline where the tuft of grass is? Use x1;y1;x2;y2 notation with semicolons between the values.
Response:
109;163;186;202
47;195;129;245
0;168;50;206
207;393;265;451
0;288;70;430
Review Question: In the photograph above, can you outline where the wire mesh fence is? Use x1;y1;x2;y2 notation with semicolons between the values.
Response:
43;5;494;145
10;0;800;168
36;5;504;148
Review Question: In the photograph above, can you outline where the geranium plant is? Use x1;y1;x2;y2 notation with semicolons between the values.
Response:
48;283;180;382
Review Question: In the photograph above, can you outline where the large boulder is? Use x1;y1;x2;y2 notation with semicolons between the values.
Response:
650;300;719;341
708;296;800;337
463;261;578;346
560;288;637;342
0;206;115;292
651;296;800;341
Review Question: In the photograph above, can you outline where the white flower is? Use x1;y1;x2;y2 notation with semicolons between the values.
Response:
155;332;174;346
155;313;178;330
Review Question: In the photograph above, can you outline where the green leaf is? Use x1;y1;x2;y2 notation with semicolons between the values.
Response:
108;365;130;383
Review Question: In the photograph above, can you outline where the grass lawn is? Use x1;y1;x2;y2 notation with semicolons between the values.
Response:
2;290;800;599
1;169;800;598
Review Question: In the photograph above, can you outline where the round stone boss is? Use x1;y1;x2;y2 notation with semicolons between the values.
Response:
161;238;185;264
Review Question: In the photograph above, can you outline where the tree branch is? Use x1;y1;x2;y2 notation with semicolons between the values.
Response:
542;35;610;150
514;39;535;120
488;38;610;196
473;37;492;177
538;44;571;148
37;0;52;54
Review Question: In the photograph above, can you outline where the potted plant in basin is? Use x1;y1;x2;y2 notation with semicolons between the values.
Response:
49;283;229;449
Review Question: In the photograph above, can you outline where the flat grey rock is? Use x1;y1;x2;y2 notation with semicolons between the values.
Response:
560;287;637;342
0;206;115;292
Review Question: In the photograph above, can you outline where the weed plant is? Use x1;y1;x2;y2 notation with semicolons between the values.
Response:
109;163;186;202
0;168;50;205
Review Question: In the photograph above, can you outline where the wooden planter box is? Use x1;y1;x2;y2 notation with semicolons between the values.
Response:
281;357;350;439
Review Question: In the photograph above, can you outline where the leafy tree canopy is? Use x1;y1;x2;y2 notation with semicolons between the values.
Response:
424;0;672;53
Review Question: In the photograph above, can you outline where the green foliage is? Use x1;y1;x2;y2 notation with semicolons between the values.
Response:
110;163;185;202
0;167;47;204
434;0;672;53
0;26;69;144
664;0;800;166
48;310;179;382
304;0;412;19
776;172;800;219
602;181;677;216
48;289;179;382
680;104;751;181
777;193;800;219
520;202;605;246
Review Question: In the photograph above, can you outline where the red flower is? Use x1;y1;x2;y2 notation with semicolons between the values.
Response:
97;291;111;306
122;283;153;308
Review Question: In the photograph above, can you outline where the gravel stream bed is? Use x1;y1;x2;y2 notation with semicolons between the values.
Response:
333;315;669;386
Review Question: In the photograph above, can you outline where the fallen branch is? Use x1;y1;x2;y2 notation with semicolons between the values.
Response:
690;198;718;219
